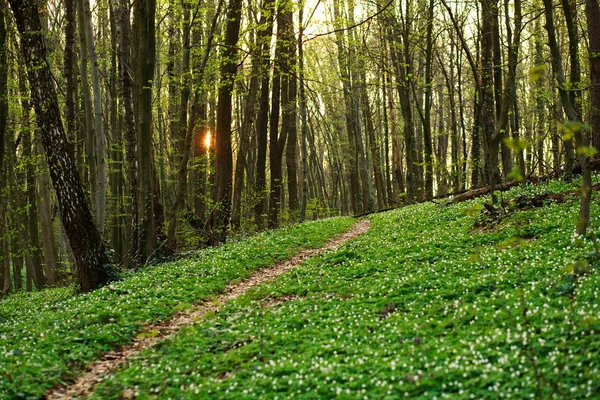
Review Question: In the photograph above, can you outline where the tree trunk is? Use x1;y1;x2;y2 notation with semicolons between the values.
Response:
77;0;96;202
422;0;434;200
0;1;6;180
0;4;8;293
436;84;449;197
298;0;308;221
17;65;47;290
114;0;139;265
253;0;275;230
64;0;81;182
212;0;242;241
232;0;274;230
268;5;286;229
481;0;500;203
543;0;591;235
82;0;107;232
167;0;222;248
333;0;359;213
9;0;114;292
37;142;59;286
587;0;600;153
284;5;299;218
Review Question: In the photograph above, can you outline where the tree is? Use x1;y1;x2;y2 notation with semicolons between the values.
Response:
0;0;9;294
588;0;600;153
9;0;115;292
81;0;107;232
543;0;591;235
135;0;159;262
212;0;243;242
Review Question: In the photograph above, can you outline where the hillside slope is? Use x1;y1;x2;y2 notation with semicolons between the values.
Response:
94;178;600;399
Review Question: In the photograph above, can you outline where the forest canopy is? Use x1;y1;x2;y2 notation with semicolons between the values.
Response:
0;0;599;292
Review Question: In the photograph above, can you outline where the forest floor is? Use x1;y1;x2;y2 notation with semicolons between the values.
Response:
2;176;600;399
46;220;371;399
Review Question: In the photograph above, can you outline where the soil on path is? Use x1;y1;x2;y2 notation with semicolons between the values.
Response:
46;219;371;399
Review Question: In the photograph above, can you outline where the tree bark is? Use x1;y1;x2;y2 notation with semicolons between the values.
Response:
77;0;96;202
82;0;107;232
284;6;299;218
9;0;114;292
587;0;600;153
253;0;275;230
37;142;59;285
333;0;360;212
422;0;434;200
543;0;591;235
268;2;287;229
0;3;8;294
232;0;274;230
212;0;242;241
135;0;158;262
113;0;139;265
167;0;222;248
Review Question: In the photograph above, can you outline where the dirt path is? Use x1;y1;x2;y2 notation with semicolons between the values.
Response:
46;219;371;399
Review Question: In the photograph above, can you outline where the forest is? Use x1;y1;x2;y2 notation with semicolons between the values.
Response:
0;0;599;291
1;0;600;397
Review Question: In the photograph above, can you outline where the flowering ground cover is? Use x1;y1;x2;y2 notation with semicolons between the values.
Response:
0;217;354;399
94;178;600;399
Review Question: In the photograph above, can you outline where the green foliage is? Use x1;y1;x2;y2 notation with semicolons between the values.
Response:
94;179;600;399
528;64;546;82
0;217;354;398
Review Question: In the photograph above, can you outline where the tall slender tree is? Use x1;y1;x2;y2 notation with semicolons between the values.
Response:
9;0;114;292
212;0;243;241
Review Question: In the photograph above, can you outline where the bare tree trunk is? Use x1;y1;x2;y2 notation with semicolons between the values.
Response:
10;0;114;291
232;0;273;229
17;65;47;290
212;0;242;241
107;4;124;262
362;76;385;209
587;0;600;153
0;1;6;185
298;0;308;221
534;18;546;176
284;5;299;218
77;0;96;202
543;0;591;235
422;0;434;200
82;0;107;232
37;142;59;285
268;12;284;228
481;0;500;203
0;199;9;294
64;0;78;150
333;0;359;213
113;0;139;265
0;4;8;294
253;0;275;230
135;0;158;261
167;0;222;248
436;84;449;196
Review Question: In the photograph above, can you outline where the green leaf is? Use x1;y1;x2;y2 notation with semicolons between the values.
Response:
528;64;546;82
507;166;525;182
576;146;598;158
562;120;582;141
503;137;529;152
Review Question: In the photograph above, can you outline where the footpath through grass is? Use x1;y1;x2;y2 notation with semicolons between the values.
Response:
0;217;354;399
95;178;600;399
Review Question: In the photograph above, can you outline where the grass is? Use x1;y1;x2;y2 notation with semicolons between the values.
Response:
93;177;600;399
0;216;355;399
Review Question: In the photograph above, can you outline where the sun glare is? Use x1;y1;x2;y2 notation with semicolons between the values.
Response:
204;131;211;149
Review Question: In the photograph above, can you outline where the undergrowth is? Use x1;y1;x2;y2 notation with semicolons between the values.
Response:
94;178;600;399
0;217;354;399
